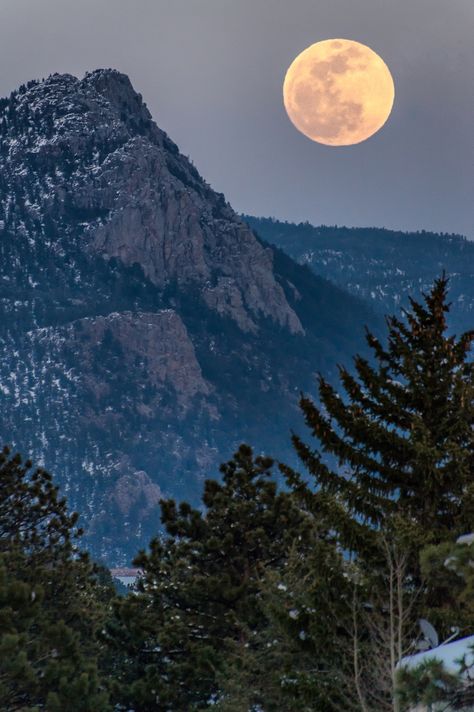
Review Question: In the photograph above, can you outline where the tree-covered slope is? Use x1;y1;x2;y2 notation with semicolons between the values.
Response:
246;217;474;334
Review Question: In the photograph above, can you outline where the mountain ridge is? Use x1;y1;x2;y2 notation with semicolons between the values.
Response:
0;69;378;562
245;216;474;334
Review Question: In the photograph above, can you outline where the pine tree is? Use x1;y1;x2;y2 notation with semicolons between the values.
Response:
0;446;112;711
106;445;316;711
286;276;474;557
214;537;352;712
215;516;429;712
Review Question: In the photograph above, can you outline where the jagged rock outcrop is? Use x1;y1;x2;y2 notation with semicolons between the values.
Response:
4;309;211;415
0;70;378;562
1;69;302;335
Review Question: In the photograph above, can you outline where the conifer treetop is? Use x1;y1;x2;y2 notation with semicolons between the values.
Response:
289;276;474;555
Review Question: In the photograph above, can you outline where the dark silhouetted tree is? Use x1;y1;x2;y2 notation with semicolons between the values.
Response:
286;276;474;559
0;446;111;711
106;445;318;711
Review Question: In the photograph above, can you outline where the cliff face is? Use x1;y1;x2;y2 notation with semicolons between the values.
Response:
0;70;377;562
1;69;302;335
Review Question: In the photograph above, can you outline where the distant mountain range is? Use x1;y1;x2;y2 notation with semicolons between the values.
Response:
245;217;474;334
0;70;378;563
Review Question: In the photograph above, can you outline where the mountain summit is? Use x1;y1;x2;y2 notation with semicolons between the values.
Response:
1;69;302;334
0;70;376;561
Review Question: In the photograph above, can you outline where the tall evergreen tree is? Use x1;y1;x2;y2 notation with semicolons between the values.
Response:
286;276;474;557
106;445;318;711
216;516;427;712
214;538;353;712
0;446;111;711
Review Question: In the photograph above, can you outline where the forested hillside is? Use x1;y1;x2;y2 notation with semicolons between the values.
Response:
246;216;474;333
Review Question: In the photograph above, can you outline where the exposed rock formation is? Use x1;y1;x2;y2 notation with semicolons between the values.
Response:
0;70;377;562
2;69;302;335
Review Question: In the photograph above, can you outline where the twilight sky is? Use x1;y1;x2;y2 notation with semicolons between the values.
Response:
1;0;472;237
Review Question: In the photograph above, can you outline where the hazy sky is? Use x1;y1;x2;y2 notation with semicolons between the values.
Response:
1;0;473;236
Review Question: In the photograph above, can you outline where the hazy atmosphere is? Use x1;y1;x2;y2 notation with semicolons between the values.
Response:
1;0;472;236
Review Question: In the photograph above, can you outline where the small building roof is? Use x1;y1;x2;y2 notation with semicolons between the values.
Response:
110;567;142;577
399;635;474;675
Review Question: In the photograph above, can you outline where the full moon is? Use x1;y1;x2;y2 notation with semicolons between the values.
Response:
283;39;395;146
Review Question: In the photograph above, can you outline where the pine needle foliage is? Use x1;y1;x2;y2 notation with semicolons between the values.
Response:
286;276;474;557
107;445;315;711
0;446;111;711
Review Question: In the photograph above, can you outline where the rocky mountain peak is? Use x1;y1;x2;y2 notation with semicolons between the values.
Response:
84;68;146;109
0;69;381;562
0;70;303;334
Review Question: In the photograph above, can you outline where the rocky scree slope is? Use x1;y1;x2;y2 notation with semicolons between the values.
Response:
0;70;378;562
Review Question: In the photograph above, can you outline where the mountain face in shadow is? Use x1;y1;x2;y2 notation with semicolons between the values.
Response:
245;217;474;335
0;70;379;562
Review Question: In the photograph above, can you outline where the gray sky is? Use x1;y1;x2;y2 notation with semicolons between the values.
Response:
1;0;473;236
